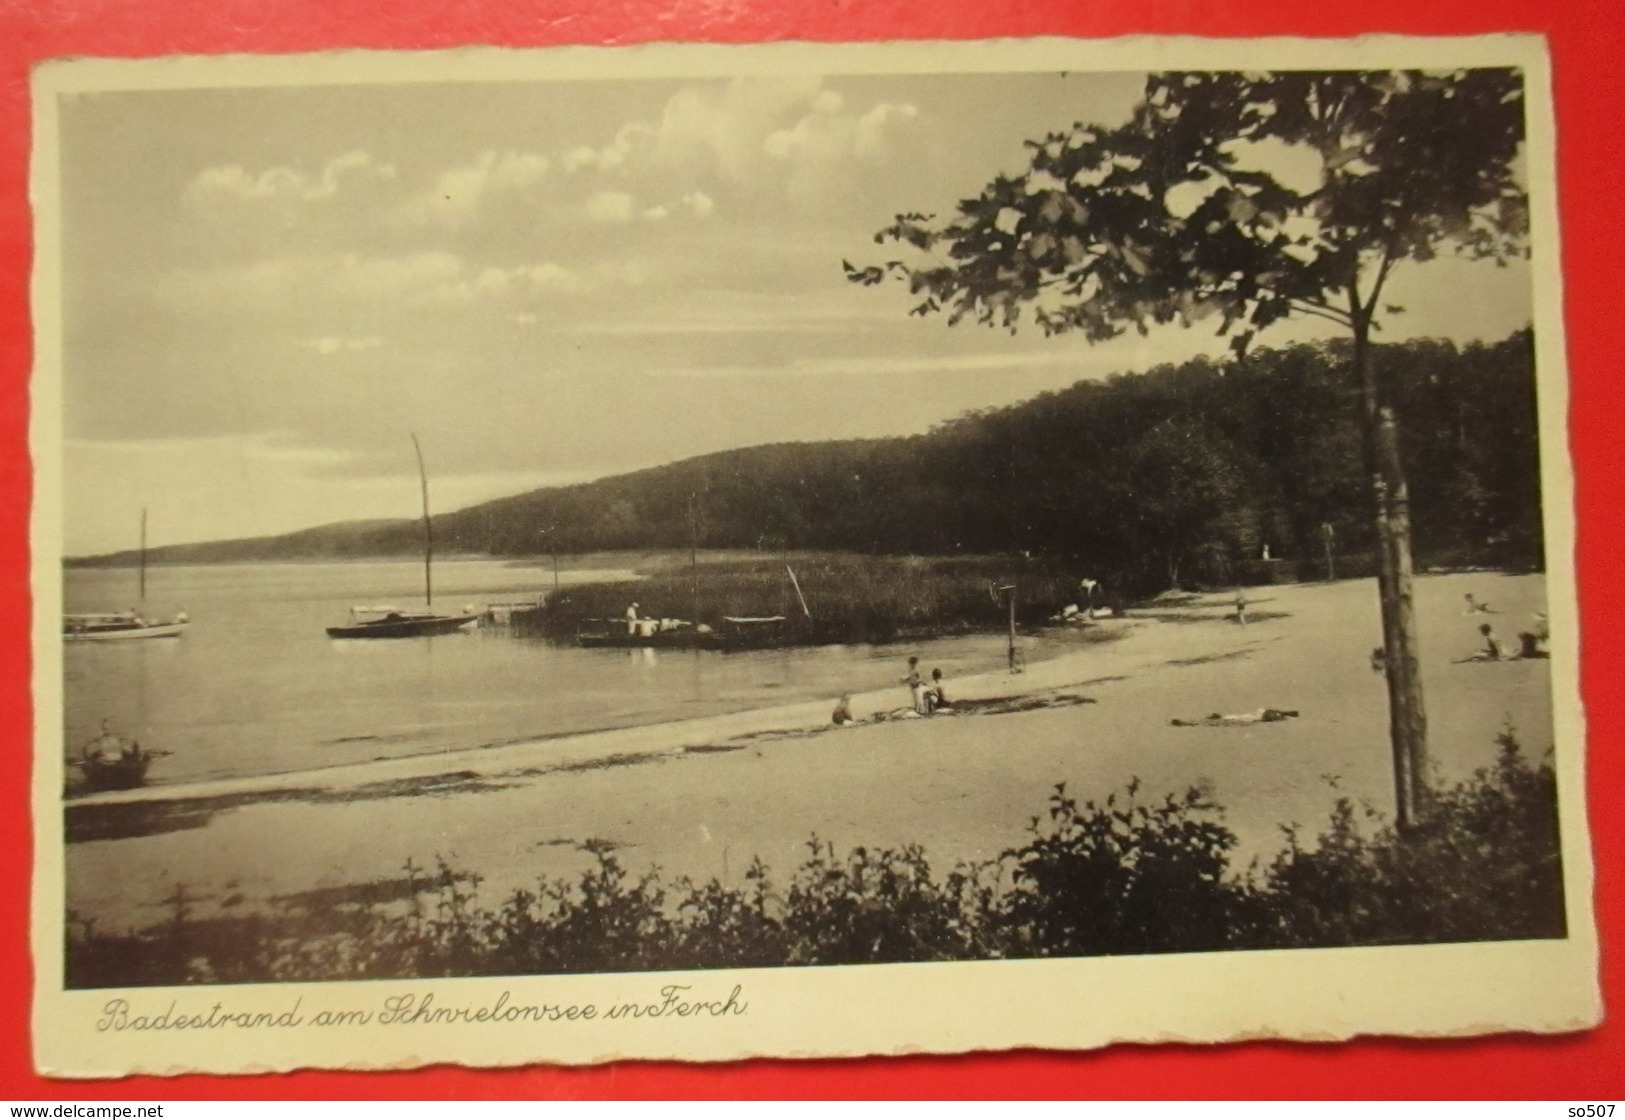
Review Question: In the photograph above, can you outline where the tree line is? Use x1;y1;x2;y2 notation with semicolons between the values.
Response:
454;331;1541;596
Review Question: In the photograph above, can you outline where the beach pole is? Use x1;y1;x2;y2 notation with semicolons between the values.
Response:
688;493;700;623
786;564;811;619
1008;586;1016;670
139;507;147;604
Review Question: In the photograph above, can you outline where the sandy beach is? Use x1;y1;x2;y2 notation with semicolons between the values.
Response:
63;571;1556;933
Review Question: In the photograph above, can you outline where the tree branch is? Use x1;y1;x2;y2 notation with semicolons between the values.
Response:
1362;246;1399;322
1289;299;1355;328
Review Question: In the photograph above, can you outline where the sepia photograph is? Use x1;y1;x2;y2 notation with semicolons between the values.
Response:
30;36;1598;1074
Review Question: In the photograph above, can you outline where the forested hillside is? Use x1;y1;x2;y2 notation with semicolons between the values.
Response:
76;332;1542;595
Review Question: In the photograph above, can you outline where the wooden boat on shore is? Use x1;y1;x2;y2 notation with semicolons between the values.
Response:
71;723;167;791
326;434;479;640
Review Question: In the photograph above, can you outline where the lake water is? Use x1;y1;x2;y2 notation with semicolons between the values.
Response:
62;559;1057;788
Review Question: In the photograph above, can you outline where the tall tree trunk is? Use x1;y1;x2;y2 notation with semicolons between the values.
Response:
1353;320;1430;828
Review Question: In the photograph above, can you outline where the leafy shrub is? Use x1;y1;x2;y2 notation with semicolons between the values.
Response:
66;735;1567;987
1256;731;1566;947
999;780;1245;956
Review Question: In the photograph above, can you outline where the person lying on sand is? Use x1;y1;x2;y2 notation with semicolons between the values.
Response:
1170;708;1300;727
1463;593;1498;615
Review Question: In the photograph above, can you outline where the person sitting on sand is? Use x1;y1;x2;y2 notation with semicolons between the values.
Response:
832;693;854;726
1517;612;1551;659
902;656;933;715
1463;593;1497;615
1517;631;1550;659
1460;622;1505;662
929;668;949;709
1171;708;1299;728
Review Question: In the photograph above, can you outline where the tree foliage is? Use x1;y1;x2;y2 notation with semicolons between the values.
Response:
848;69;1528;354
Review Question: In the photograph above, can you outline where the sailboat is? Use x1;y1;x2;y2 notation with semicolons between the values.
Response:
325;434;480;639
64;509;190;641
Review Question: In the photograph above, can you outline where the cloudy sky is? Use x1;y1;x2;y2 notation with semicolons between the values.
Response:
54;68;1533;555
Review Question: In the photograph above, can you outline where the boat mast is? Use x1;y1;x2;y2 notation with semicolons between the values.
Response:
688;492;700;622
411;433;433;608
139;507;147;604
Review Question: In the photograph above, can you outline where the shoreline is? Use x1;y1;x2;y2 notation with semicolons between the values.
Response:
65;619;1139;813
63;574;1558;936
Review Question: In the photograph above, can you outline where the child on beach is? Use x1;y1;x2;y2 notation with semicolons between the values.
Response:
1234;592;1249;625
930;668;949;709
902;656;937;714
1459;622;1505;662
832;693;854;726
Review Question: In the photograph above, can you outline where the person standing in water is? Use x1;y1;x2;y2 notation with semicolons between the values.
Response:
902;656;931;714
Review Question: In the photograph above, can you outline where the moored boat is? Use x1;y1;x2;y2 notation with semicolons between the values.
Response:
326;607;479;639
67;508;191;642
576;615;789;651
64;610;189;641
324;434;481;640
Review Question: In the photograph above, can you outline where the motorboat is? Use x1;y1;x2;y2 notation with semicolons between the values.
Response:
64;610;189;642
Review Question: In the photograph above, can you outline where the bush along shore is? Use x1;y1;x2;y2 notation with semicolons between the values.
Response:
66;733;1564;988
518;553;1093;646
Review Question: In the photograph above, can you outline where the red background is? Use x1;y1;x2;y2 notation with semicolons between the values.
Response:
1;0;1619;1100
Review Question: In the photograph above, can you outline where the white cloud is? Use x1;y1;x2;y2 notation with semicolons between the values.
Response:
681;191;715;218
396;149;550;227
854;102;919;158
561;125;652;174
585;190;636;224
187;150;395;205
642;205;670;222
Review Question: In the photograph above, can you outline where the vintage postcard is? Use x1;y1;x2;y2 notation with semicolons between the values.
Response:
31;35;1598;1076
